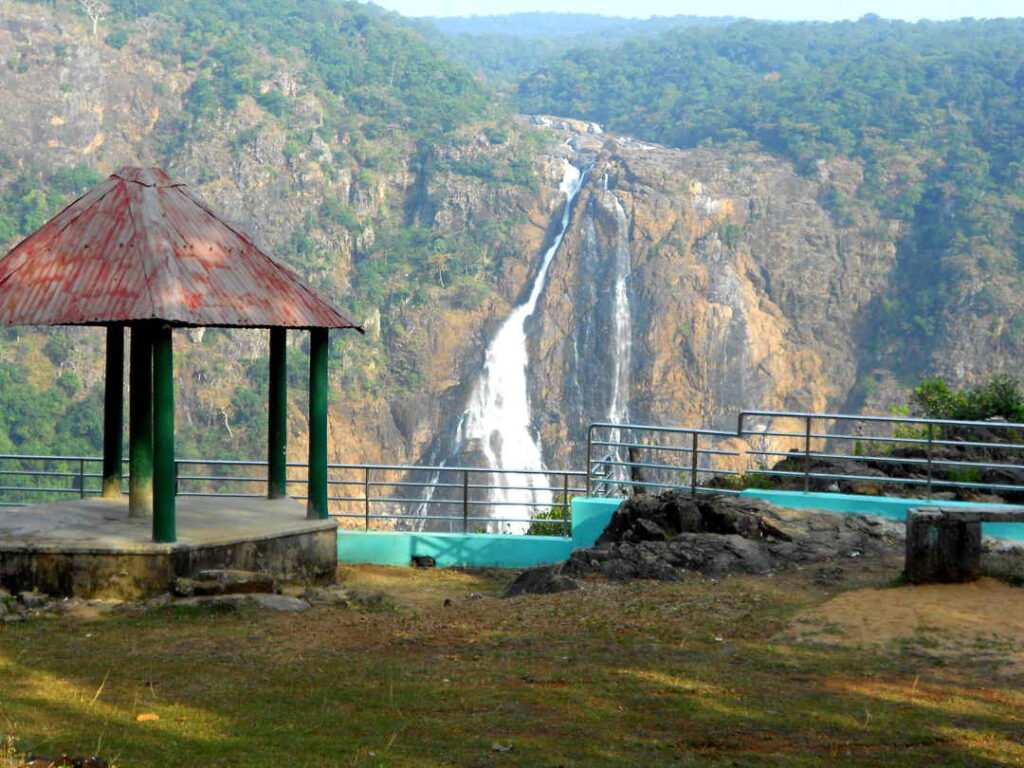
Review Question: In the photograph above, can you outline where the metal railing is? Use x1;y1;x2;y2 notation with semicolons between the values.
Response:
324;464;585;534
10;409;1024;528
585;411;1024;500
0;454;106;506
587;422;742;497
738;410;1024;499
0;455;585;535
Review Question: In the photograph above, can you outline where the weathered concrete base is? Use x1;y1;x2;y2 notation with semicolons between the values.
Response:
0;497;337;598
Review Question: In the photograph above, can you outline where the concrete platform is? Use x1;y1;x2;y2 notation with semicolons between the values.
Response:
0;497;337;598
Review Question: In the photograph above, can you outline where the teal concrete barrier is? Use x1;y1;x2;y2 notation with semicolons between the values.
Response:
336;496;622;567
570;496;622;548
741;489;1024;542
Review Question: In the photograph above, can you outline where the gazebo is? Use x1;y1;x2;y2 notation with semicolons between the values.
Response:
0;166;363;545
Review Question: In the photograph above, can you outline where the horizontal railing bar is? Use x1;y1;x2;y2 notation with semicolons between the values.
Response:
594;458;736;473
590;421;737;437
0;455;585;476
332;512;569;525
600;477;738;491
745;431;933;445
0;486;83;494
593;438;737;456
931;439;1024;451
744;469;1024;492
746;449;1024;473
590;440;696;454
176;475;264;483
746;430;1024;451
0;454;105;462
330;496;460;506
0;470;98;479
176;459;267;467
590;441;739;458
336;520;568;529
177;478;586;496
367;497;570;508
739;410;1024;430
177;492;265;498
356;480;585;493
325;462;585;476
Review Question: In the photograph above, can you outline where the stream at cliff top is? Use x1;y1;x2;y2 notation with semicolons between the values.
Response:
417;159;584;534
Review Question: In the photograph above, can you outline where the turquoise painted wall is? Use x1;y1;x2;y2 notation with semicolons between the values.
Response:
741;489;1024;542
336;486;1024;567
336;496;622;568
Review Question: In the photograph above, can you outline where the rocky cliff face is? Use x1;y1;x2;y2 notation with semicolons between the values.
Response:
523;123;898;468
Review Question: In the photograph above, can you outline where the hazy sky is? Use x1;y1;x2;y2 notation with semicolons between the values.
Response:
372;0;1021;21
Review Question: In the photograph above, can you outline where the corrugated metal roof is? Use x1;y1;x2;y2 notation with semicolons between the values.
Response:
0;167;364;330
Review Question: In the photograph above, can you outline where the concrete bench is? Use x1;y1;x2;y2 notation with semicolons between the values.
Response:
905;506;1024;584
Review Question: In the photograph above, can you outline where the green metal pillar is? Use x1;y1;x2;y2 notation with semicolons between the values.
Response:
101;325;124;499
152;322;176;543
128;322;153;518
267;326;288;499
307;327;329;520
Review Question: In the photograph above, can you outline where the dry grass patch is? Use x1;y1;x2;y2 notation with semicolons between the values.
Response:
0;562;1022;767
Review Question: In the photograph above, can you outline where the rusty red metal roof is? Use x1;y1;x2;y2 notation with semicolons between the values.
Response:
0;167;363;330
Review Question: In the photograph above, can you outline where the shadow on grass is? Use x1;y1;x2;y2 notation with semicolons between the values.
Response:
1;577;1022;767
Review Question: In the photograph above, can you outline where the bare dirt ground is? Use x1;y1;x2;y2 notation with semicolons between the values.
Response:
779;574;1024;675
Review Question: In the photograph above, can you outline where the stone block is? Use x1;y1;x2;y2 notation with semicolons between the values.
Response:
905;511;982;583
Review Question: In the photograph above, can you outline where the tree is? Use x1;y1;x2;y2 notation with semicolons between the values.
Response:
77;0;110;37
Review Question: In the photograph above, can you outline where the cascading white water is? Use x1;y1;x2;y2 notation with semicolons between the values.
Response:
451;159;584;533
606;195;633;480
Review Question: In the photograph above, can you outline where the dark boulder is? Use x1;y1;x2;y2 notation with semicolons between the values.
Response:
505;565;579;597
504;491;905;596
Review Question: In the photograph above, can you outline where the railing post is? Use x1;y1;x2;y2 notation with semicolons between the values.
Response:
586;425;593;496
174;461;180;496
79;459;85;499
804;416;812;494
926;422;934;500
462;470;469;533
690;432;699;497
562;471;570;535
364;466;370;531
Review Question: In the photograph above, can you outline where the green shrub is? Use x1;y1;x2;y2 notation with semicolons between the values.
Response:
527;496;572;536
912;374;1024;422
105;29;129;49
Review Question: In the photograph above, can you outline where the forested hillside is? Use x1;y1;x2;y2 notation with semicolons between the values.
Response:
0;0;548;463
1;2;1023;480
417;12;739;85
518;18;1024;378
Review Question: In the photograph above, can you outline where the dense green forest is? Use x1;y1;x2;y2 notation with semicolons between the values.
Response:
417;12;740;85
112;0;492;135
423;12;739;39
517;17;1024;370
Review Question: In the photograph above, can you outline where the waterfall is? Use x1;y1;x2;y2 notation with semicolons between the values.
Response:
417;159;584;533
606;195;633;482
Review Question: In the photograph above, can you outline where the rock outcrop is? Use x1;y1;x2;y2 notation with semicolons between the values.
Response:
505;492;905;596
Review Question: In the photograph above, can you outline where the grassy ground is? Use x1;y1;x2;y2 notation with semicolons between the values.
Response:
1;561;1023;767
